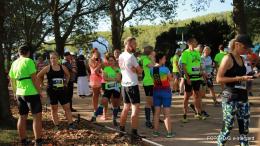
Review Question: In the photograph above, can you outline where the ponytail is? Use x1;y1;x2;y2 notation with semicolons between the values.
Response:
229;39;236;53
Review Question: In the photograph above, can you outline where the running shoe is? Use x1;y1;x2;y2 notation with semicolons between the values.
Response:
71;108;77;112
20;140;32;146
174;91;180;95
179;92;184;95
171;91;176;94
214;101;221;107
152;119;164;123
182;117;187;123
146;121;154;129
112;120;117;126
249;91;253;96
69;124;77;130
189;104;196;113
55;125;60;130
100;115;107;120
119;132;126;137
194;113;206;120
153;131;158;137
89;117;97;123
206;90;210;94
34;140;49;146
88;93;93;97
201;111;209;117
167;132;176;138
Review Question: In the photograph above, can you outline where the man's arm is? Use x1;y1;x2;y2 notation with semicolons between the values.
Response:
10;78;17;100
175;61;181;74
215;61;219;72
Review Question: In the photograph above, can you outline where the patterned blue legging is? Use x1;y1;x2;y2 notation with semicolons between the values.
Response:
217;100;250;146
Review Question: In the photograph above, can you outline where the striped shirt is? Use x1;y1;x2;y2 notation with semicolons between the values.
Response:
61;59;75;82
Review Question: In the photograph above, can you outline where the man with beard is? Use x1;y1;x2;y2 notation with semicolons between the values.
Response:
118;37;145;140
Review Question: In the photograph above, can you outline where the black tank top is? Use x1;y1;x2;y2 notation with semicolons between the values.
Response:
47;65;64;89
224;53;247;101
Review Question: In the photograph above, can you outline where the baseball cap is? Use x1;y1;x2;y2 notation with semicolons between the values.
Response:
235;34;254;48
175;48;182;53
64;52;71;56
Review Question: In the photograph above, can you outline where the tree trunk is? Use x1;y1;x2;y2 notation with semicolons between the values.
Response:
109;0;122;51
0;0;16;126
55;37;66;57
233;0;247;37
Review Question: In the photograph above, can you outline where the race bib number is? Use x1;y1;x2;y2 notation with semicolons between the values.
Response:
107;82;116;90
192;66;200;74
234;76;246;90
52;78;63;86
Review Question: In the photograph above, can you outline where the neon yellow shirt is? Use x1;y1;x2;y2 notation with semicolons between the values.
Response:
172;54;180;72
9;58;38;95
214;51;228;66
143;57;154;86
182;49;201;81
103;66;121;89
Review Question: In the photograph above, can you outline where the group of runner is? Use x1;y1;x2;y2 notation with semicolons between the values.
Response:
8;34;259;145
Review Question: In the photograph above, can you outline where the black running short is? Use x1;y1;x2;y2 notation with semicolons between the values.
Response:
47;89;70;105
101;83;106;91
174;72;180;79
103;89;121;99
181;71;184;78
122;85;140;104
184;79;201;92
143;85;154;96
17;95;42;115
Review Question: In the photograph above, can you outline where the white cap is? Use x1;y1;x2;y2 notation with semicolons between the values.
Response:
70;52;75;55
175;48;182;53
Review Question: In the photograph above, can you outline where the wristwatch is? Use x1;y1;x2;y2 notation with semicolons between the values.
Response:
116;70;119;73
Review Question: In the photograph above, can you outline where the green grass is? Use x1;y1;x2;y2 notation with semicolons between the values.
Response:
0;127;34;145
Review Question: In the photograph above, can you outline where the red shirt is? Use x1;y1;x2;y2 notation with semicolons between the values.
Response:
248;53;258;66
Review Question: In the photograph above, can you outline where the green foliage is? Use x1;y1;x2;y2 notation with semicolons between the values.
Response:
96;11;234;53
155;18;234;68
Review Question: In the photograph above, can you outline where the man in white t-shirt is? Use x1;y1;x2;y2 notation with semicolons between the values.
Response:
118;37;145;140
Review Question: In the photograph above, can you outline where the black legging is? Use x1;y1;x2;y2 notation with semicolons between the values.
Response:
68;81;74;109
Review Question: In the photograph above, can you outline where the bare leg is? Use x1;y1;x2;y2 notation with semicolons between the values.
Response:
163;108;171;133
120;103;131;127
61;103;73;124
209;87;217;102
180;78;185;93
183;92;192;115
173;78;179;91
154;106;161;132
92;87;101;111
131;103;140;129
17;115;28;140
32;112;42;139
101;97;109;116
193;90;200;113
50;105;59;125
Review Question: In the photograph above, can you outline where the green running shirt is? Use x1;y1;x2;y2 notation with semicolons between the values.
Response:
182;49;202;81
143;57;154;86
9;58;38;95
214;51;228;66
103;66;121;90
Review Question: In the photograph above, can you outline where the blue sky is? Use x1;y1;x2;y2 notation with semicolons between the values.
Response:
98;0;233;31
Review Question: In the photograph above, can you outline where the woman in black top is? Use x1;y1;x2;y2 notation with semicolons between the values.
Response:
216;35;259;146
77;55;91;97
37;52;77;130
